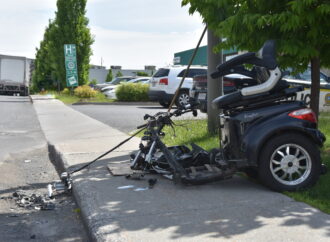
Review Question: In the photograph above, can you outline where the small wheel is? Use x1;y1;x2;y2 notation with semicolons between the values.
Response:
159;100;170;108
175;91;190;108
258;133;321;191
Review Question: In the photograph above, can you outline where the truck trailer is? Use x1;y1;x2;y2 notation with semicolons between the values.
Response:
0;54;32;96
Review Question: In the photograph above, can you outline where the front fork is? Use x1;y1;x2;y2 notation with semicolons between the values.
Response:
131;137;189;178
130;140;157;169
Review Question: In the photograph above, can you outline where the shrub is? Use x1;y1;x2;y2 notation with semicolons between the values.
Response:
136;71;149;77
74;85;97;98
116;83;149;101
61;88;70;95
89;79;98;86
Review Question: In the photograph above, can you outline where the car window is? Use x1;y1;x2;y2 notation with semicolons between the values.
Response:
298;69;328;83
153;68;169;77
177;69;207;78
320;73;327;83
137;78;149;82
110;77;131;85
299;69;312;81
110;78;121;85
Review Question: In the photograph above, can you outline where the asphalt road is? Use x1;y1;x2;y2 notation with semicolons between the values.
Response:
71;104;207;133
0;95;88;241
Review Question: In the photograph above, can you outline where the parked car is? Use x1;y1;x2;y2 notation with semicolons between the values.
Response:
103;77;151;99
148;66;207;108
283;67;330;89
128;77;150;84
190;74;258;112
95;76;135;90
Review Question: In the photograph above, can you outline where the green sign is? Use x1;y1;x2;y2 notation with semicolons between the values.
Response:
64;44;78;87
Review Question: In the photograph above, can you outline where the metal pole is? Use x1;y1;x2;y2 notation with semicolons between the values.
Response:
207;30;222;134
167;26;207;112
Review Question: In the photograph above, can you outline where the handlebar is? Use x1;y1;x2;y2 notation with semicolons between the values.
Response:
136;103;198;129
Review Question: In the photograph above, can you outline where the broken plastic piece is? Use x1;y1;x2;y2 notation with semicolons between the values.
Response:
117;185;134;190
134;187;148;192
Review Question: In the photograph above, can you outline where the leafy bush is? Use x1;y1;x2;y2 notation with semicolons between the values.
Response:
116;83;149;101
136;71;149;77
89;79;98;86
74;85;97;98
61;88;70;95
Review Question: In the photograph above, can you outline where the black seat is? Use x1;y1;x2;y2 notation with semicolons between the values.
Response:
212;91;242;109
212;79;290;110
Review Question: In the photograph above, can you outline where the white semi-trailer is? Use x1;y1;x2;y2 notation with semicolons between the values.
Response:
0;54;32;96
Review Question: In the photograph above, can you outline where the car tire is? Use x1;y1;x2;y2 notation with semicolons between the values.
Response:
159;100;170;108
175;90;190;108
258;133;321;192
200;102;207;113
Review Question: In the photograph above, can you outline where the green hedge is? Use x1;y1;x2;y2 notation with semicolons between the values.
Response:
116;83;149;101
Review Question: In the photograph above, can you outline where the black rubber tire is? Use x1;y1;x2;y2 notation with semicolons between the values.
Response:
175;90;190;108
200;104;207;113
159;100;170;108
244;167;259;180
258;133;321;192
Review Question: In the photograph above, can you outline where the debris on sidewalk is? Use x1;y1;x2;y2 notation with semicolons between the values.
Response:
11;190;55;210
117;185;135;190
108;162;145;177
148;178;157;189
47;172;72;198
134;187;148;192
24;159;31;163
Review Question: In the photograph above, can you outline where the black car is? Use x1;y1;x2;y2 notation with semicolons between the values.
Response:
190;74;258;112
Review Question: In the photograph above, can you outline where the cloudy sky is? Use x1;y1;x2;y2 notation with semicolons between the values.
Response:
0;0;205;69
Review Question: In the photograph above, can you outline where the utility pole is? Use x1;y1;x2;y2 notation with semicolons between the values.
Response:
207;29;222;134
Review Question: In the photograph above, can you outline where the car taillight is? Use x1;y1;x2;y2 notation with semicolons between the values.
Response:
223;79;235;87
159;78;168;85
288;108;317;123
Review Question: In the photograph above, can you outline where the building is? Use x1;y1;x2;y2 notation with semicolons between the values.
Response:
89;65;156;83
89;65;108;83
173;45;238;66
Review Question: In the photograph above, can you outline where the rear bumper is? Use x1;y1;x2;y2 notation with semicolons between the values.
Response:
148;90;174;102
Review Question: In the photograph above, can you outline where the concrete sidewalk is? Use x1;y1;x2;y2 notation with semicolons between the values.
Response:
32;95;330;242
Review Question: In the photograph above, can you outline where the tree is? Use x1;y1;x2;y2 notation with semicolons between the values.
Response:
33;0;94;91
136;71;149;77
182;0;330;117
50;0;94;87
116;71;123;77
105;69;113;82
32;20;57;92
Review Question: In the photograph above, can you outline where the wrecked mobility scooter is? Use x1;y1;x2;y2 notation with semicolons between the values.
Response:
131;40;327;191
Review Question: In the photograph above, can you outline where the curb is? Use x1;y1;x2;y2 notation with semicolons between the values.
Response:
47;142;96;241
72;101;159;106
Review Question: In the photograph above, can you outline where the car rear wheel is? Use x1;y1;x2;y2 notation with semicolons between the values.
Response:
258;133;321;191
175;91;190;108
